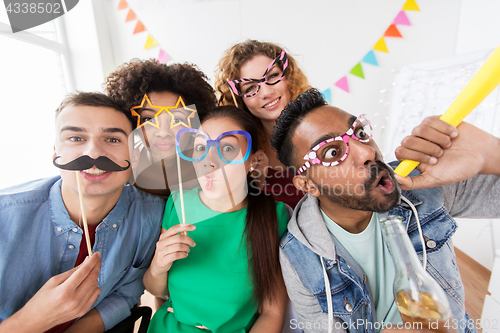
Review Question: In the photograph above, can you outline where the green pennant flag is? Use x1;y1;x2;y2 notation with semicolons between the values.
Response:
350;63;365;79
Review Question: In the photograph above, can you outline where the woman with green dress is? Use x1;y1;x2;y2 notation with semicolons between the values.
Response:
143;106;290;332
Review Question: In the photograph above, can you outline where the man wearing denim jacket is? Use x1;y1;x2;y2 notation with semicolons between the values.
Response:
270;89;500;333
0;93;164;332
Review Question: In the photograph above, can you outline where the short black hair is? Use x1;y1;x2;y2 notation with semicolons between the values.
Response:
271;88;327;169
56;91;133;129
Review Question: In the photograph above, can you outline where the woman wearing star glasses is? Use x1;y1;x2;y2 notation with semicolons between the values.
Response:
105;59;217;198
215;40;312;208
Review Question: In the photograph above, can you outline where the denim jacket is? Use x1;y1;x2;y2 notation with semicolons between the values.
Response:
0;177;165;330
280;164;500;333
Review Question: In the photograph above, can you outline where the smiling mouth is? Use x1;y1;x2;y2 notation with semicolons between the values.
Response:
82;167;107;176
262;97;280;109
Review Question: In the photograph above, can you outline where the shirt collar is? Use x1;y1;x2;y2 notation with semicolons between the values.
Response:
49;179;128;235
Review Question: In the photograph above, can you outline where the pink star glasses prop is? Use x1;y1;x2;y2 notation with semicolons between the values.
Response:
296;114;373;175
227;50;289;98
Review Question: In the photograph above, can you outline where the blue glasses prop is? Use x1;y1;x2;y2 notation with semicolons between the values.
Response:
176;128;252;165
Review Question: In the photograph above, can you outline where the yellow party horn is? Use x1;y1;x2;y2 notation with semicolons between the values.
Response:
395;45;500;177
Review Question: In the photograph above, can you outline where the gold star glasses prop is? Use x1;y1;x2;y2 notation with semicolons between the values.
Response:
130;94;197;129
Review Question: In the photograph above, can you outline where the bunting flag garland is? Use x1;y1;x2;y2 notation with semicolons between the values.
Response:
133;20;145;34
144;35;158;49
117;0;128;10
393;11;411;26
384;24;402;38
362;50;379;66
350;63;365;79
327;0;419;94
402;0;420;11
322;88;332;105
125;9;136;22
117;0;172;64
335;76;350;93
374;38;389;53
158;49;172;63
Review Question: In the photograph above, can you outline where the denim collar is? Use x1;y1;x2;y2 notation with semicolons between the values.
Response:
291;189;423;262
49;179;128;236
399;190;423;207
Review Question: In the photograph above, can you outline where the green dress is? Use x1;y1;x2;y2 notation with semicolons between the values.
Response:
147;188;289;333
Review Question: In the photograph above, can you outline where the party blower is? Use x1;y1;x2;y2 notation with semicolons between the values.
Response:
395;45;500;177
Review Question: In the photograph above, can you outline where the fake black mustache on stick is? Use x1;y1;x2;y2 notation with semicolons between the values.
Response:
53;155;130;172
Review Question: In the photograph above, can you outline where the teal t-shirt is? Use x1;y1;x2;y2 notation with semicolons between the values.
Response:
148;188;289;333
321;210;402;329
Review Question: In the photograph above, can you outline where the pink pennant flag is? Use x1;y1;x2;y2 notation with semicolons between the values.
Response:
334;76;349;93
158;49;171;63
393;11;411;26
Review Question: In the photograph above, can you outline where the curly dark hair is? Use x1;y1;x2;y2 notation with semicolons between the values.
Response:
271;88;327;169
104;59;217;128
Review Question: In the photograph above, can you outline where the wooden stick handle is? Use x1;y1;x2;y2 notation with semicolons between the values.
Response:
176;153;188;236
76;171;93;256
228;81;239;108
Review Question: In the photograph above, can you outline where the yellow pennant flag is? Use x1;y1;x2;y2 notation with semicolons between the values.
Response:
403;0;420;11
144;35;158;49
374;38;389;53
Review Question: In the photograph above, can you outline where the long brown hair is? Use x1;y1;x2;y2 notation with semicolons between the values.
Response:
214;40;311;112
202;106;280;306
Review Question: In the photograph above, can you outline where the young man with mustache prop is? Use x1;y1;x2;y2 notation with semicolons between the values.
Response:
271;89;500;333
0;92;164;333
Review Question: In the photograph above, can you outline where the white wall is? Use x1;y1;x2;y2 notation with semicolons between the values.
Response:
3;0;499;268
95;0;500;269
98;0;463;144
451;0;500;271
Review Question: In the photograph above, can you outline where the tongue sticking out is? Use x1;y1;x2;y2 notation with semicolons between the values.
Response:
205;173;213;190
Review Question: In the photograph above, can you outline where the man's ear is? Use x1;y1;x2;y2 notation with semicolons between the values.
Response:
251;150;268;176
293;175;321;197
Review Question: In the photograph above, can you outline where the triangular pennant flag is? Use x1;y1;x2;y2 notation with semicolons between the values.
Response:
117;0;128;11
334;76;349;93
133;20;146;34
384;24;402;38
350;63;365;79
144;35;158;49
374;38;389;53
125;9;136;22
393;11;411;25
322;88;332;104
362;50;379;66
402;0;420;11
158;49;172;63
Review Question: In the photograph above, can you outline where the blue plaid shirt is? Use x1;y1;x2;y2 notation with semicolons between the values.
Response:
0;176;164;330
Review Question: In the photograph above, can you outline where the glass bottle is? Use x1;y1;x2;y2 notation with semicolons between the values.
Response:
380;215;457;333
